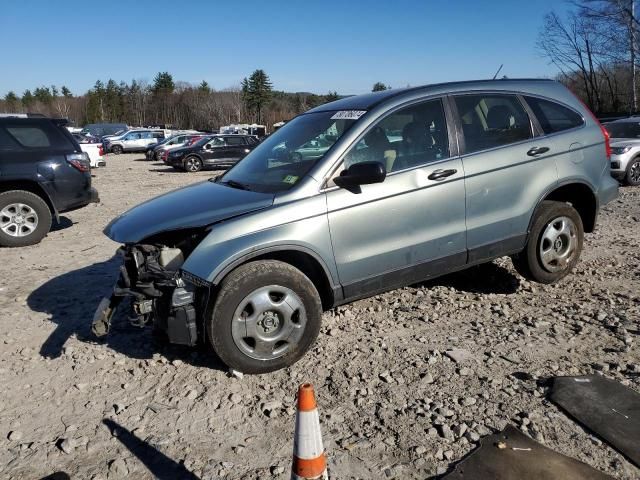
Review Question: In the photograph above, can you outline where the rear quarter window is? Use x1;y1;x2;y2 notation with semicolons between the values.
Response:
524;96;584;134
3;122;74;150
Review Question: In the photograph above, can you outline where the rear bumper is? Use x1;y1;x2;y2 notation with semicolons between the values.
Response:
598;173;619;206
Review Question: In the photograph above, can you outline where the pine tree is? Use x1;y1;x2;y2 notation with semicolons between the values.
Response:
372;82;389;92
4;91;19;111
241;69;273;123
61;86;72;98
22;89;34;108
198;81;211;93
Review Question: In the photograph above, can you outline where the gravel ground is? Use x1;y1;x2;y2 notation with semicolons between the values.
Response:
0;153;638;479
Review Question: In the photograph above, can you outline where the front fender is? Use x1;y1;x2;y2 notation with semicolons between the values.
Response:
180;194;339;288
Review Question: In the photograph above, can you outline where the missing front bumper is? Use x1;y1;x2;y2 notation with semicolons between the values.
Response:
91;245;201;346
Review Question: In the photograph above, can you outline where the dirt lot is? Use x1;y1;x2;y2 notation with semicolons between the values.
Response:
0;153;638;479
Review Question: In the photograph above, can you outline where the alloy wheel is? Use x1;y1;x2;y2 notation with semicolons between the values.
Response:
0;203;38;237
629;160;640;184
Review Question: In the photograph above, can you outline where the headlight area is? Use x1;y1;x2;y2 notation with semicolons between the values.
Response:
92;229;210;346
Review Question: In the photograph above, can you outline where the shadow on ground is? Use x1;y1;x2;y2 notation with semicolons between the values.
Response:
27;256;225;371
50;216;73;232
417;261;521;295
103;419;199;480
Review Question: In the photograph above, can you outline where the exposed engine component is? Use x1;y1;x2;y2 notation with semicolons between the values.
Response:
92;243;201;346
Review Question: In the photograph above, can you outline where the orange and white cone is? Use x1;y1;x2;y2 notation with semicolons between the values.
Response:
291;383;329;480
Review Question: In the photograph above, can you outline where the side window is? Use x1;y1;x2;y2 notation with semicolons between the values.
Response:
454;94;532;154
208;137;225;147
6;126;51;148
523;96;584;134
342;98;450;173
225;136;246;145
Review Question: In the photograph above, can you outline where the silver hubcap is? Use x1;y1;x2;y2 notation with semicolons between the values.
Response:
630;160;640;183
539;216;577;273
0;203;38;237
231;285;307;361
186;158;200;171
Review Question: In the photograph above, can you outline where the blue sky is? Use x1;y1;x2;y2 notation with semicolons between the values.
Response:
0;0;568;97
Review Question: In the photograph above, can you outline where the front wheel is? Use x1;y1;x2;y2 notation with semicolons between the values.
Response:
511;200;584;284
0;190;52;247
184;156;202;172
208;260;323;374
625;157;640;186
111;145;123;155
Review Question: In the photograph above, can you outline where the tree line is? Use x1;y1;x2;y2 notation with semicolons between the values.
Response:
539;0;640;115
0;70;351;130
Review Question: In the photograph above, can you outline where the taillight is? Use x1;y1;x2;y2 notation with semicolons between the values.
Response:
570;92;611;160
98;145;104;156
66;153;90;172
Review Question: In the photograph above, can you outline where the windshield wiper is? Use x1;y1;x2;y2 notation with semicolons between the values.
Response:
219;179;252;191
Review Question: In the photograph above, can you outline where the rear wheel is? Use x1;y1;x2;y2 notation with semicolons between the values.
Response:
111;145;123;155
625;157;640;186
208;260;323;374
511;201;583;284
184;156;202;172
0;190;52;247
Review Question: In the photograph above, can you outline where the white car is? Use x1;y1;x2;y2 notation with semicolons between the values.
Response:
80;143;105;168
72;133;105;168
604;119;640;186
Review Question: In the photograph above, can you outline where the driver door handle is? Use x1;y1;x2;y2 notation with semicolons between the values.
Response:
428;168;457;181
527;146;550;156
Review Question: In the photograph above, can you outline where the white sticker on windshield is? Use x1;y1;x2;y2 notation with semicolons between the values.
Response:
331;110;367;120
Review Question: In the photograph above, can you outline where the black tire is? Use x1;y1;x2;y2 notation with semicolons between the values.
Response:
511;200;584;284
0;190;52;247
625;157;640;186
111;145;123;155
208;260;322;374
184;156;202;172
155;151;163;161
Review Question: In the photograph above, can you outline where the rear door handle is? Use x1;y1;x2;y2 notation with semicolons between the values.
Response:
428;168;457;181
527;146;550;156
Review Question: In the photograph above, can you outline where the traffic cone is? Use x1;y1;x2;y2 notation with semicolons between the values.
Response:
291;383;329;480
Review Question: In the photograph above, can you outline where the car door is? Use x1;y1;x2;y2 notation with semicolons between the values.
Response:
202;137;226;163
123;132;140;150
224;136;250;161
325;97;467;298
452;93;559;263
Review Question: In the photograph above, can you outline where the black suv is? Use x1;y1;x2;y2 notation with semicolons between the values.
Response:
164;134;259;172
0;115;99;247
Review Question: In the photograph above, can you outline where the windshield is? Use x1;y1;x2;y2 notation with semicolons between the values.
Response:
219;111;359;193
605;122;640;139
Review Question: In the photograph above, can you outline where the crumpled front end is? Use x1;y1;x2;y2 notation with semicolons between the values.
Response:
92;237;209;346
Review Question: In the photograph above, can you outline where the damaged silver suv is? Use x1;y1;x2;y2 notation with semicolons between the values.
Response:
94;79;618;374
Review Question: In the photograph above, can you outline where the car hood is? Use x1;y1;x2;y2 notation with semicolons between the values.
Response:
610;139;640;147
104;180;274;243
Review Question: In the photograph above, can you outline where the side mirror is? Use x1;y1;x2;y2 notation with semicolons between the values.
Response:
334;161;386;193
204;144;212;150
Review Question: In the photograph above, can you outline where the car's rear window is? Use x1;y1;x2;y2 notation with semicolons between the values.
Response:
1;121;75;150
523;96;584;134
